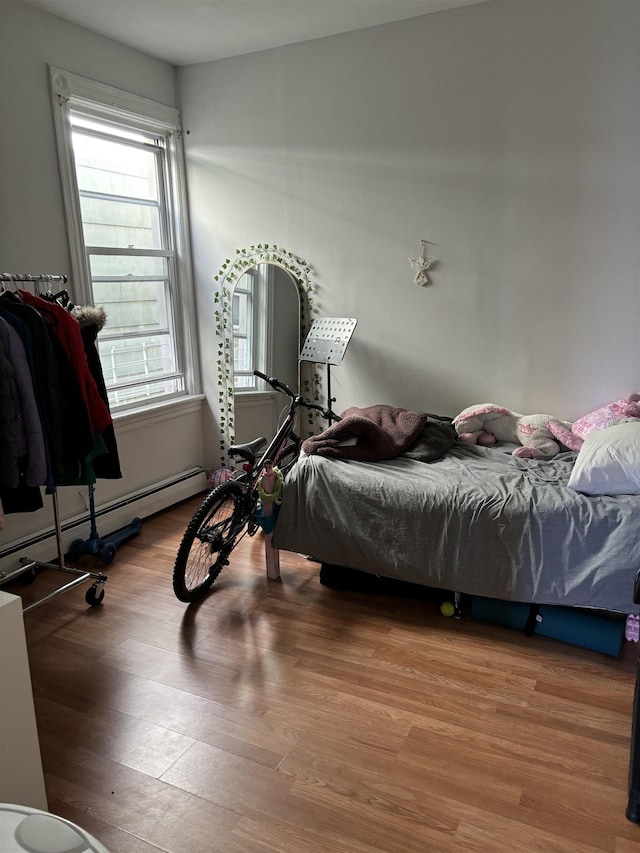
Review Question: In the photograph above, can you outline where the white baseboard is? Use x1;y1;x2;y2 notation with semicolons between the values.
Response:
0;468;207;577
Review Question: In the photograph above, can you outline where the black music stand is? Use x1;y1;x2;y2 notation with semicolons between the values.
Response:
300;318;357;424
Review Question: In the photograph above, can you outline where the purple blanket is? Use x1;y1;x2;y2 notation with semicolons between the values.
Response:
302;404;429;461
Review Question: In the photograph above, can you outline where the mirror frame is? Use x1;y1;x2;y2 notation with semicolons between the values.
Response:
213;244;319;466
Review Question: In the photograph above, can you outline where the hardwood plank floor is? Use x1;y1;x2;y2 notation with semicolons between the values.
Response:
12;495;640;851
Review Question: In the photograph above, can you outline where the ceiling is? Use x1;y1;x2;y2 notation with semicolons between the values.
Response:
20;0;489;66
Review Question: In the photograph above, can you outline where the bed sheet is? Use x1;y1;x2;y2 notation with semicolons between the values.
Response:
273;444;640;613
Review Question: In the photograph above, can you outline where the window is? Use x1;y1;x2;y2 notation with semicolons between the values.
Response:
49;67;199;412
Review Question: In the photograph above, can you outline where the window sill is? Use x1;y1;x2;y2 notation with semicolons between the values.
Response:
234;391;276;402
113;394;205;435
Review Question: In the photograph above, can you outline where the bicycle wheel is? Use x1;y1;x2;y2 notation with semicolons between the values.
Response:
173;481;250;602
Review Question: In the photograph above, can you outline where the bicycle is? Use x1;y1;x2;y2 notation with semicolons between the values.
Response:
172;370;340;602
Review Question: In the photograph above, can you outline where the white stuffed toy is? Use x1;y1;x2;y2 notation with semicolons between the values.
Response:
453;404;572;458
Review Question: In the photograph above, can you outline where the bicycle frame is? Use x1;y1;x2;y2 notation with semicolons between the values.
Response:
252;395;300;479
230;371;340;511
172;371;340;601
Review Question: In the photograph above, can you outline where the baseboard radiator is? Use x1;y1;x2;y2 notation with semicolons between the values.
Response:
0;467;207;569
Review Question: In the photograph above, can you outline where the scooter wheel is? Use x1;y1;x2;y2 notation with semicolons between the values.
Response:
68;538;85;557
100;543;117;564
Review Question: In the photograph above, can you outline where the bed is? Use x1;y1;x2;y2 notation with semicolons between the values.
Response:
273;428;640;615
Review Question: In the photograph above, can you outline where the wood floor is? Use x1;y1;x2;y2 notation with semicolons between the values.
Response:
14;495;640;852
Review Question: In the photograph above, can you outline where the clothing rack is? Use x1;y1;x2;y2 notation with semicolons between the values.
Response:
0;273;68;283
0;272;107;612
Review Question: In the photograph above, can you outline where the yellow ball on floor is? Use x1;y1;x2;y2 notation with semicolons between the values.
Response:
440;601;456;617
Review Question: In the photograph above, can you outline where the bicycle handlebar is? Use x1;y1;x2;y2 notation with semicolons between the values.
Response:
253;370;295;398
253;370;341;422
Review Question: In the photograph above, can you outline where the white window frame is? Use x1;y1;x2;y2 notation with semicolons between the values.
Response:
49;66;200;412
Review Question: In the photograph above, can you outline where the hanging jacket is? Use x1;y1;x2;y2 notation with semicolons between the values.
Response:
0;316;47;487
0;338;44;513
72;305;122;480
19;291;112;435
0;292;102;490
0;338;20;490
0;293;66;483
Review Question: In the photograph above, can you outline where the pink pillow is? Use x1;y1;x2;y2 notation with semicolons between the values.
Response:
572;399;630;440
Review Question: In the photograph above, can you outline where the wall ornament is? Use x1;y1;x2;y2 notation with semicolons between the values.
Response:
409;240;437;287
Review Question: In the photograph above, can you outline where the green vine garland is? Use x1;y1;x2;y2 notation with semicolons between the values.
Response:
213;243;322;467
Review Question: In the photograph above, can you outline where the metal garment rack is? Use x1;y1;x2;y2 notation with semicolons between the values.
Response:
299;318;357;424
0;272;107;612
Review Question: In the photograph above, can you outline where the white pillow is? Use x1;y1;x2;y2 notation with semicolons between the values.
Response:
568;421;640;495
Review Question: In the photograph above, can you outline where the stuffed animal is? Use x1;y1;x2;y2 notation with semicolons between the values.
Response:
626;393;640;417
548;393;640;452
453;404;573;458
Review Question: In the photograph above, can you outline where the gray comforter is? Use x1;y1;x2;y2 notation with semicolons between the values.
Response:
273;444;640;613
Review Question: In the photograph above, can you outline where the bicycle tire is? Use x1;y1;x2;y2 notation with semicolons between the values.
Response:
173;481;249;602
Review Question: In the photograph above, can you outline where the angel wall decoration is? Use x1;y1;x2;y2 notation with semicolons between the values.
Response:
408;240;436;286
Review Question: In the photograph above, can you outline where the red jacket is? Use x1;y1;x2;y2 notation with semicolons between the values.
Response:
20;292;112;435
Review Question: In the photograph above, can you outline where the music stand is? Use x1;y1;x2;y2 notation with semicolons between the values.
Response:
300;317;357;423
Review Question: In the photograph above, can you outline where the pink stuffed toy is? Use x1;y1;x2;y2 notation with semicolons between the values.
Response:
453;404;572;458
626;393;640;417
548;393;640;452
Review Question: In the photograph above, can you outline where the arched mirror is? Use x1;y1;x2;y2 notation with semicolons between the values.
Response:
213;245;316;467
232;263;300;443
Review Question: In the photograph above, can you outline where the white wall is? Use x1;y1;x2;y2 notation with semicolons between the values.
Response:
0;0;207;571
179;0;639;470
0;0;177;270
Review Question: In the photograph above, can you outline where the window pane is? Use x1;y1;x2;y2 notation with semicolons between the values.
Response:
79;196;161;249
72;130;162;249
72;114;156;146
234;336;251;373
90;254;165;278
73;132;158;201
93;281;169;334
98;333;178;393
233;272;254;388
233;291;249;336
89;256;169;335
103;375;184;409
234;374;253;390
